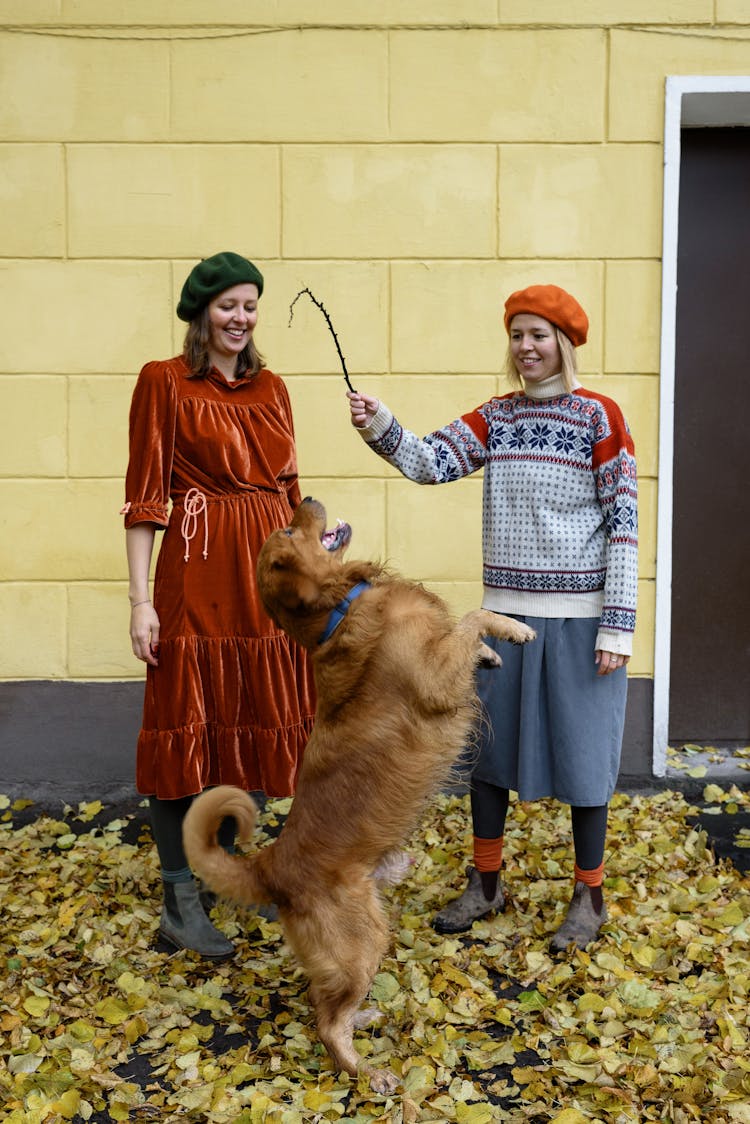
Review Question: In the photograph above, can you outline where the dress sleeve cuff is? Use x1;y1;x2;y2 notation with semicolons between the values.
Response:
122;501;169;529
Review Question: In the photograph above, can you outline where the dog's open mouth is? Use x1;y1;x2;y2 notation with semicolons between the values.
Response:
321;520;352;552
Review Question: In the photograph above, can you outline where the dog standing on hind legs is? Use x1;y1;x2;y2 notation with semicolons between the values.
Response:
183;497;535;1093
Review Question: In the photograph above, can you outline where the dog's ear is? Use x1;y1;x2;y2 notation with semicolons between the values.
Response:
258;552;322;613
272;569;321;611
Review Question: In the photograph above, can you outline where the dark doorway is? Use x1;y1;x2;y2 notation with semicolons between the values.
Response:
670;127;750;744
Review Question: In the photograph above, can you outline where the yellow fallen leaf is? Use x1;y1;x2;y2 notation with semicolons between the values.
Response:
566;1041;600;1064
455;1102;494;1123
595;951;632;978
303;1088;336;1111
402;1063;436;1097
77;800;104;821
551;1108;590;1123
630;942;663;969
94;997;130;1025
704;903;745;930
726;1105;750;1123
617;979;660;1011
175;1049;201;1070
370;971;400;1002
22;995;50;1017
576;992;606;1013
513;1065;541;1084
49;1090;81;1119
69;1046;95;1073
8;1052;43;1073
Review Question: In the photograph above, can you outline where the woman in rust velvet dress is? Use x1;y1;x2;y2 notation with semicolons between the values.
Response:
123;252;315;958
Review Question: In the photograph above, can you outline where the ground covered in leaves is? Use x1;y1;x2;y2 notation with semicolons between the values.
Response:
1;772;749;1124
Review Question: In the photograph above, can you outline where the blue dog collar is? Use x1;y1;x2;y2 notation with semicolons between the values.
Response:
318;581;371;645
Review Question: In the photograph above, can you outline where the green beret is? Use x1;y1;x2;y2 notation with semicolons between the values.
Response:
176;252;264;321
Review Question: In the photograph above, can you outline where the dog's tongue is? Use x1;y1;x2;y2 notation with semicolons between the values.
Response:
321;520;352;551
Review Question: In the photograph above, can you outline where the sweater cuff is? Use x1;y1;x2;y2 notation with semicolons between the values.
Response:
357;401;394;442
595;629;633;657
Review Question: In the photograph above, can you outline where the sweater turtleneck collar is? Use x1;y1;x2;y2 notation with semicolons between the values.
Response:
521;372;580;400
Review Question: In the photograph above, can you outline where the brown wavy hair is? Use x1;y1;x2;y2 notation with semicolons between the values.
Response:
182;306;266;379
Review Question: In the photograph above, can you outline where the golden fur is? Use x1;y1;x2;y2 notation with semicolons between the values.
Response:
183;498;535;1092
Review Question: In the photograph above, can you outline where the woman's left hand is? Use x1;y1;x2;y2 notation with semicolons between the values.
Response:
595;649;630;677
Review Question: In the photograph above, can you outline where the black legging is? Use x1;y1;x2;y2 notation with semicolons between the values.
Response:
470;777;608;871
149;794;236;876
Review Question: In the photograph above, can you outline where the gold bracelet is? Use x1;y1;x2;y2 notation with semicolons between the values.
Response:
130;599;151;608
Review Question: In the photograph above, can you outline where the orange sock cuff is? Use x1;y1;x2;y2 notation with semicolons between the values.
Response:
473;835;503;873
574;862;604;887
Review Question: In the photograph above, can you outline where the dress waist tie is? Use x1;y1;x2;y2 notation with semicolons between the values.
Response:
181;488;208;562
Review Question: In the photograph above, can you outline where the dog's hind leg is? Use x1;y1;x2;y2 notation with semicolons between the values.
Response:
373;849;415;886
284;886;398;1093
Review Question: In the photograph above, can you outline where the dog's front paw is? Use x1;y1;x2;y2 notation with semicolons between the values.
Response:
503;619;536;645
478;641;502;669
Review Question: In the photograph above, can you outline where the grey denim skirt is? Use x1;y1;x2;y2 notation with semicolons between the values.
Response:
472;616;628;806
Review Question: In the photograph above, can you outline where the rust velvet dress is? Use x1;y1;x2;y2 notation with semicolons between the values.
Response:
123;355;315;800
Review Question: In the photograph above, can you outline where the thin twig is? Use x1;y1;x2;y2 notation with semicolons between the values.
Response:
288;288;355;393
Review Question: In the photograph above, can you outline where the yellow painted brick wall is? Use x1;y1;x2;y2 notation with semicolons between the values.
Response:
1;6;749;685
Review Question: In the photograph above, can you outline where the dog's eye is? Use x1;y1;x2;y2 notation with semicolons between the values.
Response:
283;528;293;537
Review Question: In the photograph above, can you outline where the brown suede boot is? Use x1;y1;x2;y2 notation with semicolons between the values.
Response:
432;867;505;934
550;881;608;951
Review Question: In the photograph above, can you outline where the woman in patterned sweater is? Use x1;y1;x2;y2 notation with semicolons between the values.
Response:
347;284;637;950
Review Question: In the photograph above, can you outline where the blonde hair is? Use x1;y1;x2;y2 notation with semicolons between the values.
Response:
183;306;266;379
503;327;578;392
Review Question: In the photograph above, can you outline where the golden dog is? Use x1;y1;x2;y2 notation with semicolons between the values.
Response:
183;498;535;1092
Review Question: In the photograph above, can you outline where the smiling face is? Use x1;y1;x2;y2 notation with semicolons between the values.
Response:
207;283;259;373
509;313;562;384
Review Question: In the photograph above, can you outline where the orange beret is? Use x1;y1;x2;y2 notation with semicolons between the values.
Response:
503;284;588;347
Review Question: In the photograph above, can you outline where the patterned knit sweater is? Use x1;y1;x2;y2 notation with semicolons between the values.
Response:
358;373;638;655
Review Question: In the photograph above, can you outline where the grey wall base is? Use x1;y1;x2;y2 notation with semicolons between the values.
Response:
618;677;655;788
0;678;656;807
0;681;143;807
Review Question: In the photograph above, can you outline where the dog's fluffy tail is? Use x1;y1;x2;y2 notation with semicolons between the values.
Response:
182;785;274;908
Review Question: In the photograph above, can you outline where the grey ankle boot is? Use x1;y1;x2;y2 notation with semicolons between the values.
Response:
433;866;505;934
549;881;608;952
196;879;217;913
159;879;235;960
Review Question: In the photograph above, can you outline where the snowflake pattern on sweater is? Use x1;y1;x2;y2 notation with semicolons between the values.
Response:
366;387;638;639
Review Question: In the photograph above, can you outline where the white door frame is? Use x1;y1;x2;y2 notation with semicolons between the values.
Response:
653;76;750;776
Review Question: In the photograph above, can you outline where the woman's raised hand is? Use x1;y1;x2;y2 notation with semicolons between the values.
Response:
347;391;380;429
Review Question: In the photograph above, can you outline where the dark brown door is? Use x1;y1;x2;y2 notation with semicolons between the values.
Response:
669;127;750;743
